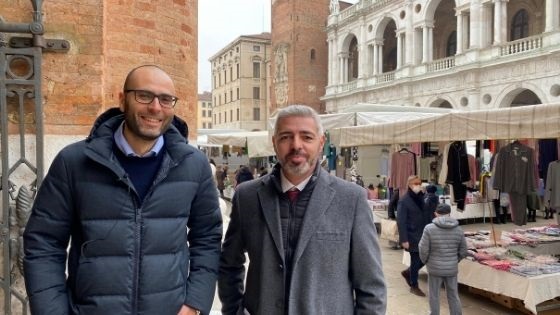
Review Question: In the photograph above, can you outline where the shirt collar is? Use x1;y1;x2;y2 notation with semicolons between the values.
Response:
280;169;312;193
114;121;164;157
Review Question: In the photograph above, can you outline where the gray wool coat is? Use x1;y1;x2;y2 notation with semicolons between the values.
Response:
418;216;468;277
218;166;387;315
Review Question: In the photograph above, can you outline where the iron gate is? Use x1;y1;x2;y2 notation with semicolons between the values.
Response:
0;1;46;314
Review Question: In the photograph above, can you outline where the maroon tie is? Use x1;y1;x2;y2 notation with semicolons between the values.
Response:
286;188;299;203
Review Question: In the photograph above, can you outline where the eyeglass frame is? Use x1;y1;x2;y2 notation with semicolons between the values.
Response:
125;89;179;108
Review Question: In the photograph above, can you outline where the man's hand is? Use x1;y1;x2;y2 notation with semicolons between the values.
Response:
177;304;200;315
401;241;409;250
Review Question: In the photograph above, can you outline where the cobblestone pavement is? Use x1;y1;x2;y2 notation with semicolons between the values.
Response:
211;200;556;314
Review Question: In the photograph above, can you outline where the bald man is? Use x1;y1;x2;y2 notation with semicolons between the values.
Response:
24;65;222;315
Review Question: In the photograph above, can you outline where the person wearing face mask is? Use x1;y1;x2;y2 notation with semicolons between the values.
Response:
397;175;433;297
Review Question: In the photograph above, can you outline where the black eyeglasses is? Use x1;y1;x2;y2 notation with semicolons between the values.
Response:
125;89;178;108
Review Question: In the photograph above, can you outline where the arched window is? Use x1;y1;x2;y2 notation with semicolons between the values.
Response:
446;31;457;57
348;37;359;80
511;9;529;40
310;49;316;61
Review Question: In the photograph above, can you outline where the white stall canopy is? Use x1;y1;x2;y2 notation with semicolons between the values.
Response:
330;103;560;147
206;130;275;158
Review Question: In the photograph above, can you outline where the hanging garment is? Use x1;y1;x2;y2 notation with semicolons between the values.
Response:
545;160;560;209
493;142;537;226
539;139;558;185
446;141;471;211
389;150;416;196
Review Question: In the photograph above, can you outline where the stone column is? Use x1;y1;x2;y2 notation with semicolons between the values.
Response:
378;43;384;73
359;19;367;78
422;25;430;63
328;39;333;85
373;42;379;75
428;26;434;61
396;32;403;69
456;10;463;54
405;1;414;64
339;55;345;83
546;0;560;32
493;0;508;44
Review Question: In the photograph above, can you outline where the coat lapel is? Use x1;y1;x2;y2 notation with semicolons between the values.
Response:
257;181;285;262
292;170;335;265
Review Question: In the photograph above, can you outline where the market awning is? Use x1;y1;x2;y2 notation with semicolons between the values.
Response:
206;130;275;158
330;103;560;146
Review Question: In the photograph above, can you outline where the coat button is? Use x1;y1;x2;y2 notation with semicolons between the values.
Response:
278;264;284;270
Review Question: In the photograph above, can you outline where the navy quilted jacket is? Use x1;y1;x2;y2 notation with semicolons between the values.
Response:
23;109;222;315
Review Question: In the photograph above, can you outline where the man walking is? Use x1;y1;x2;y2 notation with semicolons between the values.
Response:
24;65;222;315
218;105;386;314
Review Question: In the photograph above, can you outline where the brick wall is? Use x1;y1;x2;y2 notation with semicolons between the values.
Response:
1;0;198;137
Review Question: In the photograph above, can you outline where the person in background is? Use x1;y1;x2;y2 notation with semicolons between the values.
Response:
216;164;226;197
397;175;432;297
419;203;468;315
367;183;379;200
23;65;222;315
258;166;269;177
218;104;386;314
424;184;440;219
234;165;254;188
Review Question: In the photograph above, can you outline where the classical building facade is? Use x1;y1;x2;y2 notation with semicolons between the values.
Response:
323;0;560;111
197;91;213;129
209;32;271;131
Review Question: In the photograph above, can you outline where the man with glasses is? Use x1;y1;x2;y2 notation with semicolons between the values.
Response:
24;65;222;315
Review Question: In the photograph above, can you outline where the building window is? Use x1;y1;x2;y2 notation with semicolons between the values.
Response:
236;108;240;121
230;110;233;122
310;49;316;61
253;87;260;99
219;95;221;105
219;113;221;124
224;92;227;103
213;75;216;88
230;66;233;81
446;31;457;57
202;102;206;108
253;62;260;78
224;111;227;122
253;107;260;121
208;110;212;116
202;110;206;117
203;122;207;128
237;88;240;100
209;123;212;128
253;45;260;51
224;69;227;83
213;114;216;124
236;46;239;53
230;90;233;102
511;9;529;40
236;63;240;79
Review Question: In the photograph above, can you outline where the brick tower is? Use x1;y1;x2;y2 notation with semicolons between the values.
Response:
271;0;330;114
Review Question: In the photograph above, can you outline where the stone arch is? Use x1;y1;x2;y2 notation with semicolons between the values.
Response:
496;83;546;108
373;16;399;72
427;95;456;108
373;15;400;40
424;0;457;22
340;31;359;52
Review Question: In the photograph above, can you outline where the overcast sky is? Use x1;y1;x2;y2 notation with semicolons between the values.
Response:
197;0;359;94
